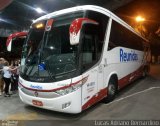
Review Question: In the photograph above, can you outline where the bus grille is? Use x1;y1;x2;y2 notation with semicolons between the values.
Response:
21;88;60;98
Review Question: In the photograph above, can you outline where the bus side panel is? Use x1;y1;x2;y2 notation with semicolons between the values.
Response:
81;64;108;110
81;68;98;110
103;47;144;89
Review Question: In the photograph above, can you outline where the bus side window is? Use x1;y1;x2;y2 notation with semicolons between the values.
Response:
108;41;117;50
86;10;109;60
109;20;144;51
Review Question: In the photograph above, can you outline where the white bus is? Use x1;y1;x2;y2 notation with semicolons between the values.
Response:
19;5;150;113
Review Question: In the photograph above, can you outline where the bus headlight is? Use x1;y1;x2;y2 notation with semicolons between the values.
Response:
55;82;82;95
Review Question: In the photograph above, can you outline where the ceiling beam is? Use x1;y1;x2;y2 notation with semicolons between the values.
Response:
102;0;134;10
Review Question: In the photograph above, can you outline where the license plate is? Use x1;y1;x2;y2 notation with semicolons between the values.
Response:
32;100;43;106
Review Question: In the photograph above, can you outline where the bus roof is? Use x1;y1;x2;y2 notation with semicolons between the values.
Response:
34;5;110;23
34;5;148;43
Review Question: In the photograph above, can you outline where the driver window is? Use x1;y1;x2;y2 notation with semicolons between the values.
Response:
81;24;98;72
82;35;96;64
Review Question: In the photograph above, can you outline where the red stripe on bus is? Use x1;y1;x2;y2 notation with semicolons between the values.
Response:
118;66;143;89
82;66;144;110
19;76;88;92
82;88;107;110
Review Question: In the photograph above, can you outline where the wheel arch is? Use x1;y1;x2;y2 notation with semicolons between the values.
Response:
104;72;118;89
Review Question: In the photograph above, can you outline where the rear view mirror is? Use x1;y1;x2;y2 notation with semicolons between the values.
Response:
6;32;28;52
6;38;13;52
69;18;98;45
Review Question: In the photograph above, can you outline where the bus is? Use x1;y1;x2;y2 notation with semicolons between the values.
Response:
18;5;150;113
6;31;27;61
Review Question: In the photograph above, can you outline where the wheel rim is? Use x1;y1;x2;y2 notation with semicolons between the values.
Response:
108;84;116;96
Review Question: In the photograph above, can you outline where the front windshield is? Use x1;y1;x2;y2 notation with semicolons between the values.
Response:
20;12;84;82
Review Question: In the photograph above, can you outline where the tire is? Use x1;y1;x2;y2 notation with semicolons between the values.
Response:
142;69;147;78
104;77;117;103
142;66;149;78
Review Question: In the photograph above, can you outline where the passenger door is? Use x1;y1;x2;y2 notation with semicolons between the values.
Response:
81;24;99;108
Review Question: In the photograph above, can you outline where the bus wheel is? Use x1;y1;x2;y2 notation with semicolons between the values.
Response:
142;67;148;78
104;77;117;103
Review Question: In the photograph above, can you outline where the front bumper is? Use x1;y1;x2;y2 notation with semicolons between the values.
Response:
19;87;82;114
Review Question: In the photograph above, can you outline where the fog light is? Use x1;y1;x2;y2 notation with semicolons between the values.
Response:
62;102;71;109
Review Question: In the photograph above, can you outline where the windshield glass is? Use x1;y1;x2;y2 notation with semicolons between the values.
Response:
20;12;83;82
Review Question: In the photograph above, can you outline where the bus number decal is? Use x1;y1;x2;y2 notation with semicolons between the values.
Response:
87;82;95;93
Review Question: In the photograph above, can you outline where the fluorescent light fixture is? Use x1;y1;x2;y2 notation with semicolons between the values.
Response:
0;18;4;22
32;19;35;23
35;7;45;13
0;17;16;25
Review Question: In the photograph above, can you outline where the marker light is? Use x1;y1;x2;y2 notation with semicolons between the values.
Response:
36;23;44;29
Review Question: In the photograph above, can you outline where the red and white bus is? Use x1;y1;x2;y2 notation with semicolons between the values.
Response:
18;5;150;113
6;32;27;61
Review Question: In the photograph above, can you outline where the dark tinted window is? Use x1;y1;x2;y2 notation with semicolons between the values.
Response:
81;11;109;72
21;12;83;82
108;20;144;51
86;10;109;60
82;24;97;66
12;37;26;54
